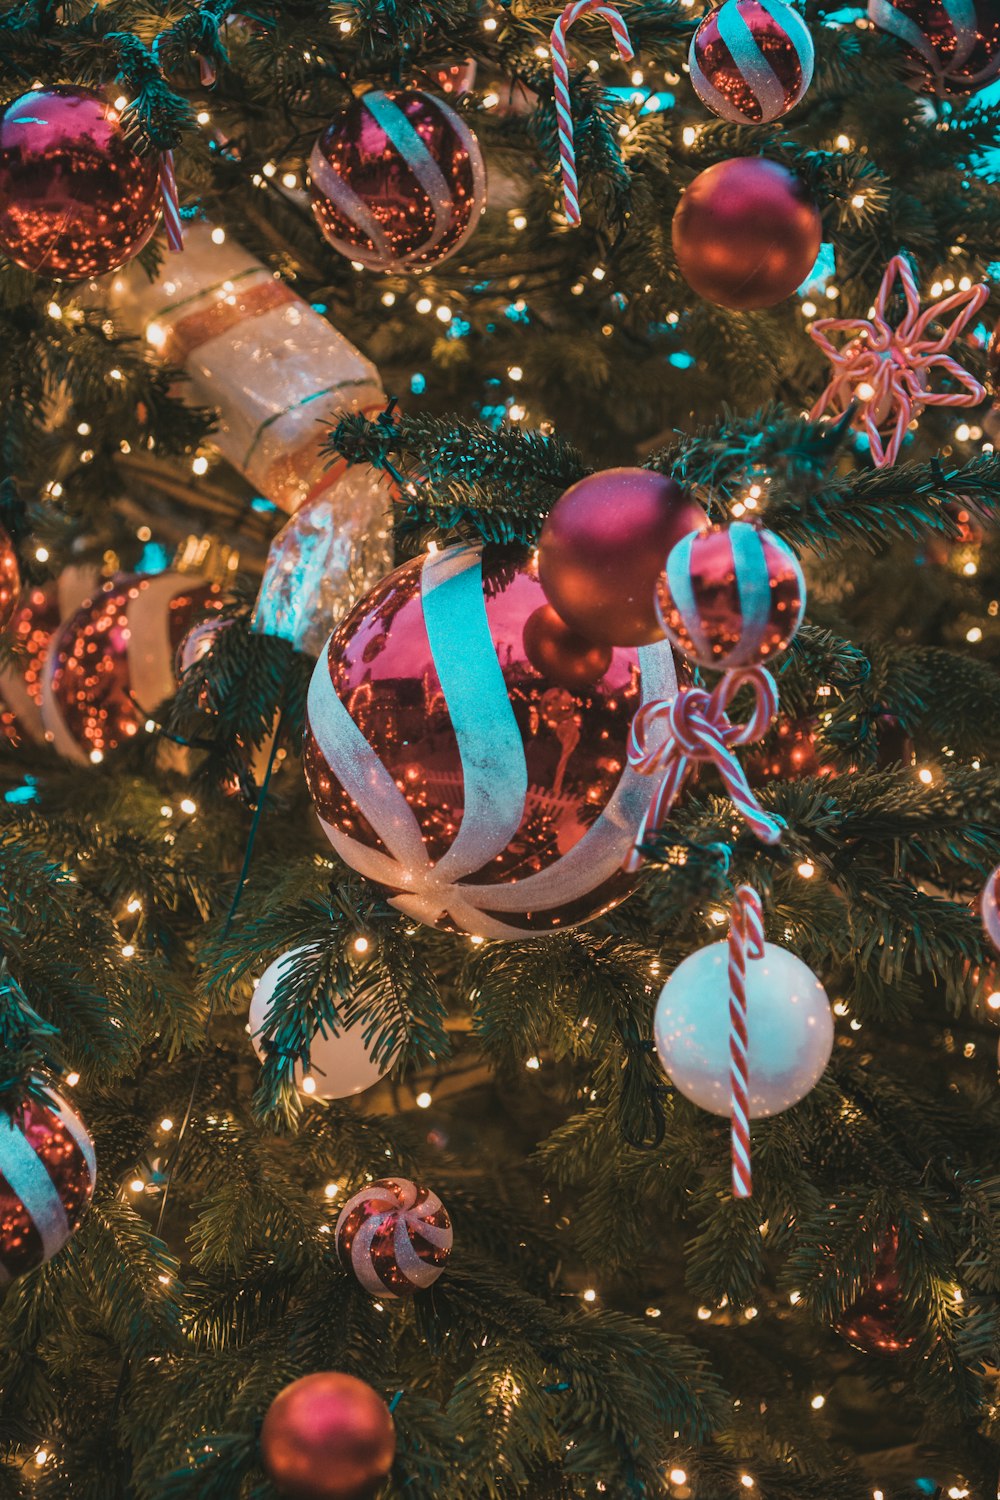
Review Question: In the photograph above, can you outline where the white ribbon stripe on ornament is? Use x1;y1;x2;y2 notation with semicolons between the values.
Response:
664;521;803;667
307;543;678;937
336;1180;453;1296
690;0;814;122
0;1094;95;1285
869;0;982;79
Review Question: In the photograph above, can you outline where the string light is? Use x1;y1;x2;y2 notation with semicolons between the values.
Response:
381;292;396;307
324;1182;340;1199
179;798;197;815
121;944;135;959
744;1306;758;1320
34;1448;49;1466
65;1072;80;1088
797;860;815;879
191;456;209;476
669;1469;687;1485
353;936;370;954
646;1306;662;1318
416;297;432;315
211;227;226;245
696;1305;712;1319
301;1076;317;1095
740;1477;755;1490
966;627;983;643
160;1117;174;1132
415;1091;433;1109
582;1288;597;1302
525;1056;541;1070
810;1394;825;1409
788;1290;802;1305
918;767;934;784
129;1178;144;1193
34;546;49;563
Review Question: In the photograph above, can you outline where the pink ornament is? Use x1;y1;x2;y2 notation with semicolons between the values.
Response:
177;615;230;676
335;1177;452;1297
689;0;814;123
983;864;1000;953
868;0;1000;96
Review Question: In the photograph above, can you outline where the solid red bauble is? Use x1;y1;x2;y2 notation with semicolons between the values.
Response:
0;525;19;631
836;1230;916;1355
689;0;815;123
0;1086;96;1284
868;0;1000;96
260;1372;396;1500
335;1177;453;1297
309;89;486;272
537;468;706;647
522;605;613;690
303;543;679;937
0;87;160;279
672;157;822;310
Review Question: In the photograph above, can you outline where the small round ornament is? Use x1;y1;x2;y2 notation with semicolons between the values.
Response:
335;1176;452;1297
0;1084;96;1283
537;469;706;647
0;525;20;632
250;947;395;1099
868;0;1000;96
303;543;679;937
983;863;1000;953
672;157;822;310
988;318;1000;398
42;573;223;764
0;86;160;280
836;1229;915;1354
0;584;59;748
656;522;806;669
309;89;486;272
522;605;613;691
177;614;231;676
689;0;815;123
654;940;833;1117
260;1371;396;1500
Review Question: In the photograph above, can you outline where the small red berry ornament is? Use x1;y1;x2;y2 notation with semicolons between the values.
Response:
0;87;160;279
537;468;706;647
656;522;806;669
260;1371;396;1500
335;1176;452;1297
868;0;1000;96
836;1229;916;1355
689;0;815;123
522;605;613;691
0;1085;96;1284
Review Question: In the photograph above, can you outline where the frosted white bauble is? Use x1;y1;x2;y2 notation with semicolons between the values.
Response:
249;947;394;1099
654;941;833;1117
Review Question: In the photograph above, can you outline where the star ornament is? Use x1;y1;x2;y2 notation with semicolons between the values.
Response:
808;255;988;468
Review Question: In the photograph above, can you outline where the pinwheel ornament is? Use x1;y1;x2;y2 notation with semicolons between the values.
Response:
808;255;988;467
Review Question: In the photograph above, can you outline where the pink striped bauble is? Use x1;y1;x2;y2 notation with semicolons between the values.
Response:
335;1177;452;1297
868;0;1000;96
689;0;815;124
982;865;1000;953
303;543;679;938
655;522;805;670
0;1086;96;1284
309;89;487;272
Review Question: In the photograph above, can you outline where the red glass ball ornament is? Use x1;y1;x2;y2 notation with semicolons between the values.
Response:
177;613;231;677
689;0;815;123
335;1176;453;1297
537;469;707;647
0;525;20;632
672;157;822;310
309;89;486;272
522;605;614;690
42;573;223;764
0;87;160;280
656;522;805;669
0;1086;96;1284
260;1371;396;1500
303;543;679;937
868;0;1000;96
836;1230;916;1355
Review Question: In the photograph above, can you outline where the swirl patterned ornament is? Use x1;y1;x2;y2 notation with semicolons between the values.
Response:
0;1087;96;1283
689;0;815;124
868;0;1000;96
335;1177;453;1297
303;544;679;937
309;89;487;272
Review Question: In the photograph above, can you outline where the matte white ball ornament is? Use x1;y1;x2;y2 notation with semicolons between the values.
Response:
653;940;833;1117
249;947;394;1099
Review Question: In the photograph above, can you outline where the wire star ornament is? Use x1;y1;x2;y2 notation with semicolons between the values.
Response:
808;255;989;468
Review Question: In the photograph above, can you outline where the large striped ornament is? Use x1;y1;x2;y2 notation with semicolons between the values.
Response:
42;573;223;764
656;523;805;670
868;0;1000;95
303;544;679;938
982;864;1000;953
0;1088;96;1284
309;90;487;272
689;0;815;124
335;1177;452;1297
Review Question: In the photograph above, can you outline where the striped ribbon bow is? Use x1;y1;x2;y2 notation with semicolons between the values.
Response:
550;0;635;226
625;667;783;872
728;885;765;1199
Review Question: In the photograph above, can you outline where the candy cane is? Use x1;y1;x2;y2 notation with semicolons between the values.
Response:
550;0;634;225
729;885;765;1199
158;150;184;252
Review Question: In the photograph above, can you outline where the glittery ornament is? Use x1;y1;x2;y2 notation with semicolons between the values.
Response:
689;0;815;123
0;87;160;279
656;522;806;669
868;0;1000;96
309;89;487;272
303;543;679;937
260;1371;396;1500
335;1176;452;1297
672;157;822;310
0;584;59;747
42;573;223;764
836;1230;916;1354
0;1086;96;1283
0;525;19;632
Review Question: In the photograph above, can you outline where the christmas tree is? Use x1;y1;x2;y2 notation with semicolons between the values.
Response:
0;0;998;1496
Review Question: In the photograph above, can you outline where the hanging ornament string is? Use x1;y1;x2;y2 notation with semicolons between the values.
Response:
625;666;783;871
728;885;765;1199
550;0;635;225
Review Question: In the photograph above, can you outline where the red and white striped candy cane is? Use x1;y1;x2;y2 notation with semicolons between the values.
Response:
728;885;765;1199
158;150;184;252
550;0;634;226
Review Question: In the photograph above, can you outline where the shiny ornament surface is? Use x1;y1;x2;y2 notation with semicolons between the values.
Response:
177;614;230;676
537;469;706;647
836;1230;916;1354
335;1176;452;1296
42;573;223;764
656;522;805;669
690;0;814;123
868;0;1000;95
654;940;833;1117
522;605;613;690
989;318;1000;398
0;584;59;747
983;863;1000;952
309;89;486;272
303;543;679;937
249;947;395;1099
0;1086;96;1283
260;1371;396;1500
0;87;160;279
671;157;822;310
0;525;20;631
745;715;836;784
